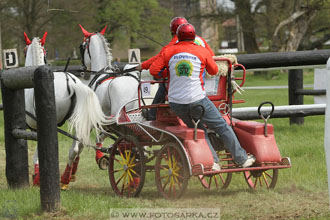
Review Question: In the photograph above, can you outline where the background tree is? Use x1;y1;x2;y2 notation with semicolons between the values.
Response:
0;0;329;66
97;0;171;53
1;0;59;62
231;0;260;53
271;0;327;51
298;0;330;50
218;0;329;53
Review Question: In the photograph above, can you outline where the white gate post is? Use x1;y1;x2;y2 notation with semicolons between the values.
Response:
324;57;330;206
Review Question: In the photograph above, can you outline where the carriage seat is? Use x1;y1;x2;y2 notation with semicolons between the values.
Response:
234;120;273;135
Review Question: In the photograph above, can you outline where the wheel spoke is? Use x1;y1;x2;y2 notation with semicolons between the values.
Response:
129;168;137;175
112;155;121;163
253;176;258;188
172;181;177;198
219;174;225;185
128;153;136;166
247;172;252;181
120;172;128;194
174;175;182;188
168;178;173;197
162;176;170;191
262;172;270;188
167;149;172;169
208;176;212;187
264;170;273;179
159;165;169;170
214;176;219;188
110;168;124;174
160;174;170;180
127;170;133;182
126;148;132;164
118;148;127;165
115;171;126;185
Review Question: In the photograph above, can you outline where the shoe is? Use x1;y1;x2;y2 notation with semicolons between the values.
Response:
212;162;221;171
242;154;256;168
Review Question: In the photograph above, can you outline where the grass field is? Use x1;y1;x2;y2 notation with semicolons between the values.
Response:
1;69;330;219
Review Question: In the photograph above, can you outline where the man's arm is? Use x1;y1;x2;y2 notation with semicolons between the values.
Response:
200;37;215;56
149;52;168;79
136;54;159;71
205;53;218;75
205;42;215;56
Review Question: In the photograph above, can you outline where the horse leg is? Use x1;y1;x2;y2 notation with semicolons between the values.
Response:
32;149;40;186
71;142;84;182
95;133;109;170
70;156;80;182
61;140;82;190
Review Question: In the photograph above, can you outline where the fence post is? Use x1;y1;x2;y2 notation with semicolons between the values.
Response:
324;57;330;207
1;80;29;188
34;66;60;211
288;69;304;125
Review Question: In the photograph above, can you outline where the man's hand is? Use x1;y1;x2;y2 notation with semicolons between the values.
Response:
136;64;142;71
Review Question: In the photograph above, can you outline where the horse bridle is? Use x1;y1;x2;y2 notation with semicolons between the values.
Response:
79;33;97;69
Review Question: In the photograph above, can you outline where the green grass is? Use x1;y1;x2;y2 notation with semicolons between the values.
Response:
1;69;330;219
241;69;315;87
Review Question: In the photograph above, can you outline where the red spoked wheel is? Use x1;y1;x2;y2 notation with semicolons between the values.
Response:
155;142;189;199
243;169;278;189
198;151;232;189
108;135;145;197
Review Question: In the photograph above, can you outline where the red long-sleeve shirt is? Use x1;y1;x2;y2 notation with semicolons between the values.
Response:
141;35;214;70
149;41;218;104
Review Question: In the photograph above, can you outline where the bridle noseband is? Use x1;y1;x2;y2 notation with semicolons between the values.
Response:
79;33;98;69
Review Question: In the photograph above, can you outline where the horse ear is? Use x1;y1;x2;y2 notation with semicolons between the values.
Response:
40;32;48;46
24;32;32;45
79;24;92;37
100;25;107;35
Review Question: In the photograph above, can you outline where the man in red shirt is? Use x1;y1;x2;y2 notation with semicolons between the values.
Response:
136;17;214;120
149;23;256;170
137;17;216;71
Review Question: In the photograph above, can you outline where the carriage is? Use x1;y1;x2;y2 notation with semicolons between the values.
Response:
23;28;290;195
97;57;292;199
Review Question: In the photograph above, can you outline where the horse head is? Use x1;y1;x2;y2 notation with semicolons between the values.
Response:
79;24;112;72
24;32;47;67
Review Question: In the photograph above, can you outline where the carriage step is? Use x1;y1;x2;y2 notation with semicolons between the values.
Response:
280;157;291;166
191;164;204;175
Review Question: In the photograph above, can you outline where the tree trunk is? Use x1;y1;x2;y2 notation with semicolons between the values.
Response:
233;0;260;53
272;0;318;52
282;11;316;51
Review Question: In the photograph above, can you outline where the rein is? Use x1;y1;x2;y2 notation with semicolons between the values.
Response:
25;110;108;151
88;67;139;91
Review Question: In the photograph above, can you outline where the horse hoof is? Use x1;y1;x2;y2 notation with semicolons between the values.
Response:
61;183;69;191
98;155;109;170
71;174;77;182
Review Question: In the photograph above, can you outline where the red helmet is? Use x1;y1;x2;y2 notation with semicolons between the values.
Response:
170;17;188;34
177;23;196;41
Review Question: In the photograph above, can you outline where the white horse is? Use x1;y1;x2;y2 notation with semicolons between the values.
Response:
23;32;111;189
78;25;140;165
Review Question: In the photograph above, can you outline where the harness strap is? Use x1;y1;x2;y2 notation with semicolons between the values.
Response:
58;72;77;126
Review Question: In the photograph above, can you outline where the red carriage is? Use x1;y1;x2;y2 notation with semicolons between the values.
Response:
103;58;291;199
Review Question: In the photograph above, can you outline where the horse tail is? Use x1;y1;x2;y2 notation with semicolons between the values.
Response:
67;75;111;145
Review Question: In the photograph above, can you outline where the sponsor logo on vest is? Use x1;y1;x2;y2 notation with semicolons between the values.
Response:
175;60;193;77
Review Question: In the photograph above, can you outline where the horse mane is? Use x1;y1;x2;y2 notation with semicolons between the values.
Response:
96;33;113;68
31;38;45;66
